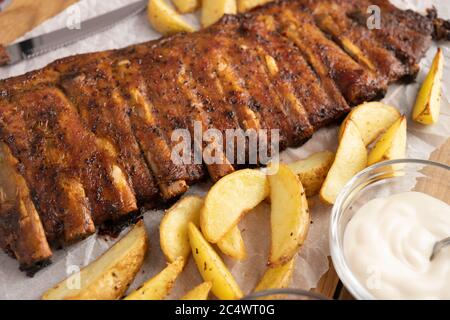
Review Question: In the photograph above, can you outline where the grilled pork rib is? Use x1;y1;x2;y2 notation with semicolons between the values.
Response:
0;87;137;243
57;53;160;205
112;48;192;200
0;142;52;274
0;0;446;274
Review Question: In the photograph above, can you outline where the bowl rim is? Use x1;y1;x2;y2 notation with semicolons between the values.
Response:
330;158;450;300
243;288;330;300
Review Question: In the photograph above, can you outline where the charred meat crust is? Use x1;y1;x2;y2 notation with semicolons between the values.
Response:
20;259;52;277
0;142;52;272
56;53;159;204
427;7;450;41
0;87;137;239
124;44;207;184
239;13;350;130
0;0;443;273
111;47;191;199
341;0;432;79
137;36;237;181
305;1;410;84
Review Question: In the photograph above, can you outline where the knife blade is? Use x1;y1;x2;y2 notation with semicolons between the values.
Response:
0;0;147;66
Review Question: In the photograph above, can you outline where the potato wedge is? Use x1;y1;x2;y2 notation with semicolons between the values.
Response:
201;0;237;28
320;121;367;205
172;0;199;13
181;282;213;300
237;0;273;13
268;165;310;267
200;169;269;243
188;223;243;300
217;226;247;261
160;196;204;263
147;0;196;36
287;151;335;197
124;257;184;300
255;259;295;294
42;221;148;300
368;116;407;166
412;48;444;125
339;102;401;146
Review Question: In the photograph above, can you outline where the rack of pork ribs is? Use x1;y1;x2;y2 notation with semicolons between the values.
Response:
0;0;449;275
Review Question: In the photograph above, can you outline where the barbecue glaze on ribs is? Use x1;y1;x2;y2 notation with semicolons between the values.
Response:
0;0;448;274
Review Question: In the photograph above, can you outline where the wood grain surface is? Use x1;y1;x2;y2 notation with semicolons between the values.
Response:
0;0;448;300
0;0;79;45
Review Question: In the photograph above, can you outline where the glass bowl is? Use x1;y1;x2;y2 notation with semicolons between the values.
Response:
243;289;329;300
330;159;450;300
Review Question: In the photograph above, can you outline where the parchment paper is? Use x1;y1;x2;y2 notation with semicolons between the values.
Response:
0;0;448;300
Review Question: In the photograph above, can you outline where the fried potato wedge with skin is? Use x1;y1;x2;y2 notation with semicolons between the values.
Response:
200;169;269;243
237;0;273;13
147;0;196;36
255;258;295;294
42;221;148;300
268;165;310;268
124;257;184;300
320;121;367;205
181;282;213;300
172;0;199;13
217;226;247;261
188;223;243;300
160;196;204;263
287;151;335;197
413;48;445;125
368;116;407;166
339;102;401;146
201;0;237;28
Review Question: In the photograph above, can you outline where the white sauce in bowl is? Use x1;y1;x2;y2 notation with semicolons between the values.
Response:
344;192;450;300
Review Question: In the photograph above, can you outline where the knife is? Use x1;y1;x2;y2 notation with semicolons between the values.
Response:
0;0;148;66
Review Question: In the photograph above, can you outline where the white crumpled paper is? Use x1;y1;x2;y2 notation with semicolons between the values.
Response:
0;0;448;300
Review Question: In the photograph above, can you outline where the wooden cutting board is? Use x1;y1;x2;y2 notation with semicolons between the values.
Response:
0;0;79;45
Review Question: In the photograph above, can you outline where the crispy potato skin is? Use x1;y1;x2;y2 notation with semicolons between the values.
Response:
181;282;213;300
189;223;243;300
368;116;407;165
71;239;148;300
268;165;310;267
412;48;444;125
200;169;269;243
288;151;335;197
254;258;295;298
201;0;237;27
160;196;204;263
320;121;367;205
217;226;247;261
172;0;199;14
124;257;184;300
147;0;196;35
42;221;148;300
237;0;273;13
339;102;401;146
